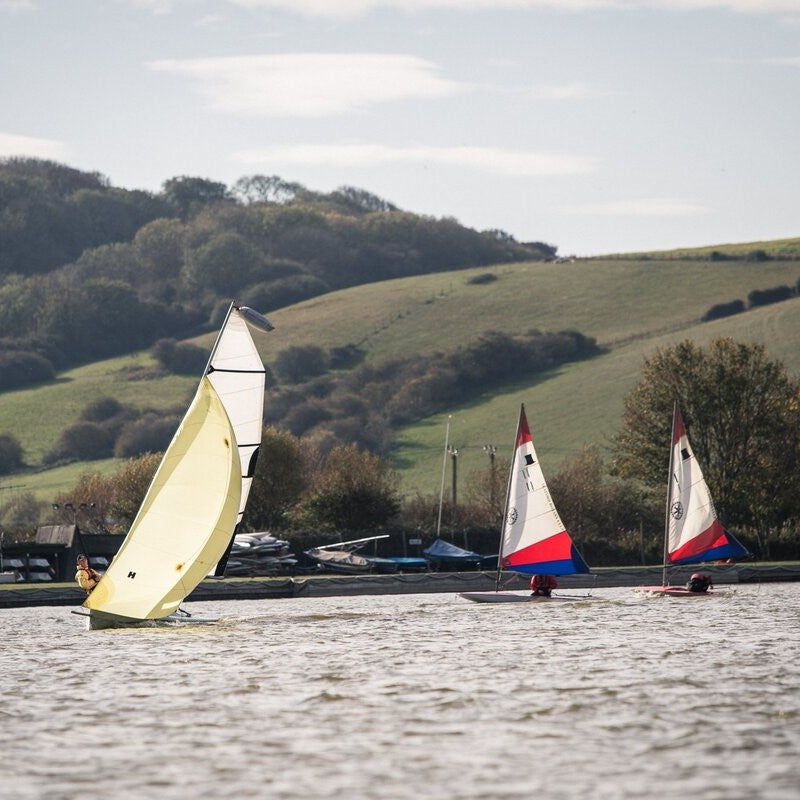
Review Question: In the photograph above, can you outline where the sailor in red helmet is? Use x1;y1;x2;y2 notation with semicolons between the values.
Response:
686;573;712;593
530;574;558;597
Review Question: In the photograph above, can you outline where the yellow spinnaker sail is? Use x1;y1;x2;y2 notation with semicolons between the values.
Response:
85;377;241;621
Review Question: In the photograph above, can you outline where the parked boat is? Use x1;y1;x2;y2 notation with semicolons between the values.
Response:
81;303;274;629
304;535;390;574
637;403;749;596
423;538;491;571
460;403;591;603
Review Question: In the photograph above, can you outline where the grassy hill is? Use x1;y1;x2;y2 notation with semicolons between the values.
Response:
2;251;800;505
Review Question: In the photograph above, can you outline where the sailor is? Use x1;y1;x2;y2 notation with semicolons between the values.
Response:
75;554;102;595
686;572;712;593
530;574;558;597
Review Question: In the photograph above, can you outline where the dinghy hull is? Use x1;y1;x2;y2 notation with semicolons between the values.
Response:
459;591;585;604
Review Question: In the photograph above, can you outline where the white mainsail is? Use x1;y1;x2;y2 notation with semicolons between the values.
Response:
85;377;241;622
500;403;589;576
205;305;271;573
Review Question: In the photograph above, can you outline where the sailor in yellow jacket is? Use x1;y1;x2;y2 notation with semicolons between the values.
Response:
75;554;102;594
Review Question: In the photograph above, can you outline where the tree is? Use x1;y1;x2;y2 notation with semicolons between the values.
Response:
0;433;24;475
161;176;230;218
108;453;163;530
244;427;308;530
295;444;400;531
181;232;262;294
612;338;800;557
273;345;329;384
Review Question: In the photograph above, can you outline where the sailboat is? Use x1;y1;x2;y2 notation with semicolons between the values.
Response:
460;403;591;603
81;303;273;629
638;403;749;596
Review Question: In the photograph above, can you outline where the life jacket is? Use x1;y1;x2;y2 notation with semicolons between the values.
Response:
530;574;558;592
686;573;712;593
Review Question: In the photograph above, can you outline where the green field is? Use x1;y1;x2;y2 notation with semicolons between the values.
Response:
2;252;800;504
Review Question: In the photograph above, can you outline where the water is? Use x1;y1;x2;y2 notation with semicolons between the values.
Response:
3;584;799;800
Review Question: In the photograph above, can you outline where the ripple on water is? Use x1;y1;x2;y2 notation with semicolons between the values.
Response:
3;584;800;800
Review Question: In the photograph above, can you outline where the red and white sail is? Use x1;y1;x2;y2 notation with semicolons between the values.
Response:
666;405;748;565
500;404;589;575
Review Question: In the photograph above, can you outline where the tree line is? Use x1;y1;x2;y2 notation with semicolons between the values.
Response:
3;337;799;564
0;157;553;382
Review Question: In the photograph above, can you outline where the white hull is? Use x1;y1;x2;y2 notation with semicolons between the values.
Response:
459;591;587;604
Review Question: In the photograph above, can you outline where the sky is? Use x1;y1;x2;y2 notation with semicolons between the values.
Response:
1;0;799;256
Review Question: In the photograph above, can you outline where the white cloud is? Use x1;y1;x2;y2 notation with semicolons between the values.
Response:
764;56;800;65
567;198;711;216
0;131;67;160
526;83;598;100
231;143;597;176
226;0;800;17
0;0;36;11
147;53;465;117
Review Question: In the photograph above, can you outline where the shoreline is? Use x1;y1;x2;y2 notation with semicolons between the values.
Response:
1;563;798;609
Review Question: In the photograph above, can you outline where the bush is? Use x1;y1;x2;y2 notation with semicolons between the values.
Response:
748;285;794;307
244;275;329;312
0;349;55;390
43;422;114;464
702;299;746;322
466;273;497;285
114;414;180;458
273;344;329;384
0;433;24;474
80;396;124;422
151;338;208;374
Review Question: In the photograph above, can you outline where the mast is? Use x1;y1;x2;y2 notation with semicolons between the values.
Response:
495;404;523;591
662;402;678;587
435;415;451;539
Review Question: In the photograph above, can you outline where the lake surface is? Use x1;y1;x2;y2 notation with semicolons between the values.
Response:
3;584;799;800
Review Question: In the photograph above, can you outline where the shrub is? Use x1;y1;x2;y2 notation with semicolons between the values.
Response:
43;422;114;464
273;344;329;384
0;349;55;389
467;273;497;285
702;299;746;322
748;285;793;307
80;396;124;422
114;414;180;458
151;338;208;374
0;433;24;474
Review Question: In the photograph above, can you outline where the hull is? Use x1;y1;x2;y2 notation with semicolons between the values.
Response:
635;586;720;597
459;591;585;604
73;608;220;629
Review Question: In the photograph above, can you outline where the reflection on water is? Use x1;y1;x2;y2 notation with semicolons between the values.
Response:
3;585;799;799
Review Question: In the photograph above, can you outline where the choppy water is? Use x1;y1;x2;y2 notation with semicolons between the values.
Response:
2;584;799;800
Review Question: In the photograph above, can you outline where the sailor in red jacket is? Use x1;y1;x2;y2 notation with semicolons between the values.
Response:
530;574;558;597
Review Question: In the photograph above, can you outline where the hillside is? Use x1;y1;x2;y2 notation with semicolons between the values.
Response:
2;250;799;504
